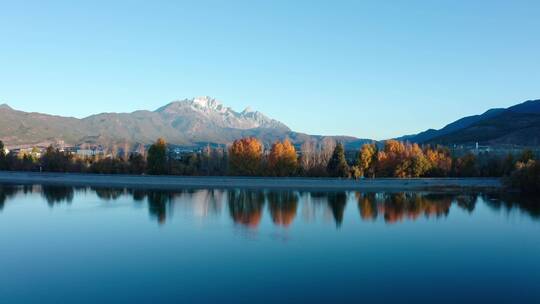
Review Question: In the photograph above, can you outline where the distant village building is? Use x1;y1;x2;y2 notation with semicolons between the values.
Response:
76;149;104;157
169;147;198;160
64;146;78;154
53;140;66;152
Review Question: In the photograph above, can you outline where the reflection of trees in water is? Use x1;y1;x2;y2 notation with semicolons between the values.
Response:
300;192;329;222
126;189;225;224
0;185;19;211
3;184;539;226
357;193;378;220
128;189;147;202
41;185;74;206
327;192;347;227
356;192;458;224
179;189;224;218
127;189;174;224
228;190;265;228
92;187;125;201
456;195;477;213
303;192;348;227
482;193;540;219
147;191;173;224
267;191;298;227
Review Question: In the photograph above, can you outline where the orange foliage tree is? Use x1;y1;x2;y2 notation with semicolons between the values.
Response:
268;139;298;176
376;140;407;177
228;137;263;176
425;146;452;176
373;140;453;178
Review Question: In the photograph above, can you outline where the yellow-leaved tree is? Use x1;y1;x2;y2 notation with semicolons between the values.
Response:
228;137;263;176
268;139;298;176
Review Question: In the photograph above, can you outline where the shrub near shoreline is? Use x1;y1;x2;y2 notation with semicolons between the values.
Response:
507;160;540;193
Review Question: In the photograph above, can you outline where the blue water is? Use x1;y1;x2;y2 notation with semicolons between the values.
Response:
0;185;539;303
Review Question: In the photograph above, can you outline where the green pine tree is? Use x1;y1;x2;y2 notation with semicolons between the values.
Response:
327;143;350;178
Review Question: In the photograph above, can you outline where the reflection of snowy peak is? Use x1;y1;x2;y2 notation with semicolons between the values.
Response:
155;96;289;130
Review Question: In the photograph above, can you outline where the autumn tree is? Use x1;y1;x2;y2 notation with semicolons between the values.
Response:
327;143;349;177
394;153;431;177
396;143;431;177
147;138;167;175
425;146;452;177
508;159;540;193
268;139;298;176
359;143;377;177
228;137;263;176
376;140;406;177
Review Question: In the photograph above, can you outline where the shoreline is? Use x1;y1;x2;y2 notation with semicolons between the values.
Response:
0;171;503;192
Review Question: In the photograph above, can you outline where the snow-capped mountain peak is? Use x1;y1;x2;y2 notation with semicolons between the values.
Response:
191;96;223;111
155;97;290;131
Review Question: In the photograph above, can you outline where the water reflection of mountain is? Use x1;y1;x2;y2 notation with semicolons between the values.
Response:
0;185;539;225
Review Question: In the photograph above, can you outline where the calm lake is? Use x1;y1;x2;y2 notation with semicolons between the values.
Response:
0;184;539;303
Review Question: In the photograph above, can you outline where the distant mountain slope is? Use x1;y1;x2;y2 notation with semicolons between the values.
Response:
428;109;540;146
0;97;370;149
399;99;540;146
0;104;86;146
398;108;505;143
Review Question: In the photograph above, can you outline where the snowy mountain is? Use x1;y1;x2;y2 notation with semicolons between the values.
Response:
155;97;289;131
0;96;369;149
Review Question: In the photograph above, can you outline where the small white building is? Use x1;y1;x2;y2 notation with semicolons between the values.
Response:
76;149;103;157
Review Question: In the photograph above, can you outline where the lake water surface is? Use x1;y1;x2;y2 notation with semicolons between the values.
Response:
0;184;539;303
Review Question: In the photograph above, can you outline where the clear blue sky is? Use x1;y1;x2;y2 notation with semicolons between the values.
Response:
1;0;539;140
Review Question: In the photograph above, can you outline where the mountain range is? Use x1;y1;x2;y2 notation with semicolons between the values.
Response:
1;97;539;150
398;99;540;146
0;97;369;149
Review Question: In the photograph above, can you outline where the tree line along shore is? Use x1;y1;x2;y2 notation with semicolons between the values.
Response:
0;138;538;193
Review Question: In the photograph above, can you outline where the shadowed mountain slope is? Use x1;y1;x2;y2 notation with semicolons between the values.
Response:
398;99;540;146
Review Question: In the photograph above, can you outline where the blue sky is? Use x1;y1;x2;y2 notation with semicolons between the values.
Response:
1;0;539;139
